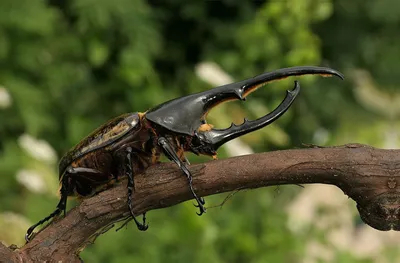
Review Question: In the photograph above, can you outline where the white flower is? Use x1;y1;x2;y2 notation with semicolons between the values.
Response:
0;86;12;108
16;169;47;193
195;62;233;86
18;134;57;163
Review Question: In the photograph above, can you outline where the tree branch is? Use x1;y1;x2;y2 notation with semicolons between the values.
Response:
3;144;399;262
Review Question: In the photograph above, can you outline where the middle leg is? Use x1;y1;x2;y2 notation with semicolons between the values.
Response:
125;146;148;231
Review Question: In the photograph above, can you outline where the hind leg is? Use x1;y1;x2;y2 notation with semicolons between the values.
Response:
25;167;104;242
25;175;68;242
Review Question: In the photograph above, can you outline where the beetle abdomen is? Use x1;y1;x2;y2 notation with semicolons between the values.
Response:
58;115;160;198
59;113;141;177
70;151;115;196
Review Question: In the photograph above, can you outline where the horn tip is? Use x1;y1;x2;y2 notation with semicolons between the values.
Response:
322;68;345;80
287;80;301;95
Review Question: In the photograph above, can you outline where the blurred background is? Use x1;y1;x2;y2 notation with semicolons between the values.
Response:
1;0;400;262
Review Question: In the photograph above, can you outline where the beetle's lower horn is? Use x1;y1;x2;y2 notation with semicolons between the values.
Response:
204;80;300;150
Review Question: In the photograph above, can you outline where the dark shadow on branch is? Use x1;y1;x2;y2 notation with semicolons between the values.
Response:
2;143;399;262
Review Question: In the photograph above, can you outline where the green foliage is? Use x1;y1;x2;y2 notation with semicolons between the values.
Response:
0;0;398;262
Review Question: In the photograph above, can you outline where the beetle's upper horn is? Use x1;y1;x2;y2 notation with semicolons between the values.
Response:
145;66;344;139
201;66;344;111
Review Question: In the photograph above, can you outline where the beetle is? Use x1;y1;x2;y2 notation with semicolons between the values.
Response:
25;66;343;241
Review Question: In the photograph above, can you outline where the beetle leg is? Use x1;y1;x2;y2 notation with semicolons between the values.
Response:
158;137;206;215
25;166;106;242
25;175;69;242
183;155;191;165
125;146;148;231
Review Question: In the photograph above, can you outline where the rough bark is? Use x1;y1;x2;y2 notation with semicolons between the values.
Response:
1;144;399;262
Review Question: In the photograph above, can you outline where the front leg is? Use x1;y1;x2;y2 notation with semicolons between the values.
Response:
158;137;206;215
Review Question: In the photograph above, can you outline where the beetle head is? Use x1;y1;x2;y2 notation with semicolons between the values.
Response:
146;66;344;156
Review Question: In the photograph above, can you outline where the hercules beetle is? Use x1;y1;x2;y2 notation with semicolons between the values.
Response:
25;66;343;241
